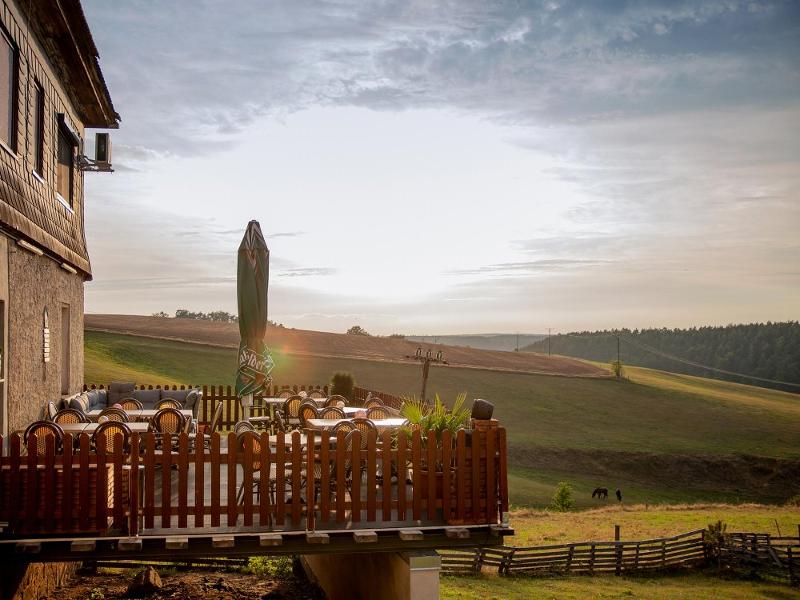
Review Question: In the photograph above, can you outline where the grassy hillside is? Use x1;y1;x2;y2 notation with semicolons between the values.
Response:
85;330;800;506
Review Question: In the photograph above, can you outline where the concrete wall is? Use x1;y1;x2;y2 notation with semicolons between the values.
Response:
4;245;83;433
302;551;441;600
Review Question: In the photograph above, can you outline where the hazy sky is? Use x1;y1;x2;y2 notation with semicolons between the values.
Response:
81;0;799;335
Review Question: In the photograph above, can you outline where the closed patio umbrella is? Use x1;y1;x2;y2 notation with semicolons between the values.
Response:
235;220;274;420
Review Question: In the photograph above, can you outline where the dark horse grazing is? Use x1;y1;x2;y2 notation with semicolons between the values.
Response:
592;487;609;500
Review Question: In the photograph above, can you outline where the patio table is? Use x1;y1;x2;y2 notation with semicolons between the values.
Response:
60;422;151;434
305;418;407;432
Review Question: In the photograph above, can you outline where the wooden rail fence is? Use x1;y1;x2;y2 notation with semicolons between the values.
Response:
0;427;508;538
440;530;706;576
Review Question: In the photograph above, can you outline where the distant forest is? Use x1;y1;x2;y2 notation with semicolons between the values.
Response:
522;322;800;393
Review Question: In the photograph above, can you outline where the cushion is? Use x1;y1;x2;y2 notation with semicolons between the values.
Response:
132;389;161;409
183;390;201;416
160;389;190;403
85;389;107;411
108;381;136;405
68;393;89;413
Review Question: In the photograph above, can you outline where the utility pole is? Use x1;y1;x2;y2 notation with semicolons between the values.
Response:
547;328;551;356
515;332;519;352
408;347;446;402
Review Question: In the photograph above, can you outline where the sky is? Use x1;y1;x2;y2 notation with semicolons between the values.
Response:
80;0;800;335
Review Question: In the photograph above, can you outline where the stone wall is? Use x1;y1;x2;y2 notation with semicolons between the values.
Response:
5;245;83;433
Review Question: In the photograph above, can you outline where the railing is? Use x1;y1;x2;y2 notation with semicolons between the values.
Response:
440;530;707;575
0;427;508;539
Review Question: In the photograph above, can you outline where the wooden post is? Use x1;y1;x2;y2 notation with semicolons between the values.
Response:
615;524;622;576
788;547;795;586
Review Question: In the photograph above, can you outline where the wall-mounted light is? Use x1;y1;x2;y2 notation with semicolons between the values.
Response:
60;262;77;274
17;239;43;256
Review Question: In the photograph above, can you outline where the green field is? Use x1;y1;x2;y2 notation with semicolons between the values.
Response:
85;330;800;507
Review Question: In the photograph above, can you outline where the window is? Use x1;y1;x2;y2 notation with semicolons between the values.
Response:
0;28;17;151
33;82;43;176
56;125;74;205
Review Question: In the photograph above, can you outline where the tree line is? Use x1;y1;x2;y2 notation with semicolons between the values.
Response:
152;310;283;327
522;321;800;393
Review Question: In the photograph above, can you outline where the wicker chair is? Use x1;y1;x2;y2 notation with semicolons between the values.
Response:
298;401;319;428
92;421;131;454
318;406;345;419
236;430;288;516
23;421;64;454
234;420;255;435
98;407;129;422
151;407;186;435
308;389;326;399
326;394;348;407
277;389;293;399
365;398;385;409
53;408;90;424
119;397;143;410
351;418;377;445
366;406;392;420
331;420;356;436
155;398;182;410
282;395;304;427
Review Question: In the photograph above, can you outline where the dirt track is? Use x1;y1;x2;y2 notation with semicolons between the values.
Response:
85;314;609;378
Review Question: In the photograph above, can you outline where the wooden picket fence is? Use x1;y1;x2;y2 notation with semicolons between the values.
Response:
0;427;509;538
440;529;706;576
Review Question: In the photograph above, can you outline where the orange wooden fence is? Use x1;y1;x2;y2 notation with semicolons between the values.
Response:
0;427;508;538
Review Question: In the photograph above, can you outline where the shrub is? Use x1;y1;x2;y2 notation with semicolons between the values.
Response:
785;494;800;507
246;556;292;579
330;372;355;400
704;520;729;566
611;360;624;378
346;325;370;336
550;482;574;512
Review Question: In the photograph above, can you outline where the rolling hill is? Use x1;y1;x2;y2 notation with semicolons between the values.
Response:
84;318;800;508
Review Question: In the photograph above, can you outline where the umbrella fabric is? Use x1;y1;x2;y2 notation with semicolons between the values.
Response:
235;220;274;397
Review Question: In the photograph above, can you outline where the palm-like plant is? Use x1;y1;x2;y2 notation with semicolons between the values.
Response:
401;392;470;444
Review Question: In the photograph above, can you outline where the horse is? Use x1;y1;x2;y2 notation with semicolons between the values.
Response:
591;487;608;500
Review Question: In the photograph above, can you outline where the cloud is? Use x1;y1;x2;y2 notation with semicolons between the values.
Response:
277;267;337;278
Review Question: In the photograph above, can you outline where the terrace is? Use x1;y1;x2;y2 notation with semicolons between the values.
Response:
0;384;510;565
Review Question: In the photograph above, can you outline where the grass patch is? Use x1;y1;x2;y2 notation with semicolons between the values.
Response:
440;572;799;600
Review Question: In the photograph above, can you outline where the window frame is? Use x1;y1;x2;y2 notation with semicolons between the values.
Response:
32;80;44;177
0;24;19;155
56;122;75;208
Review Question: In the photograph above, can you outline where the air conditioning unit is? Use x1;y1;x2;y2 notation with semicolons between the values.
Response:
95;132;112;164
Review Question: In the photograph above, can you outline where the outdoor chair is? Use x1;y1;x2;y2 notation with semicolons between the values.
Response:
366;406;392;420
277;389;293;399
318;406;345;419
298;401;319;428
273;411;288;433
119;397;143;410
53;408;89;425
365;398;385;409
98;407;129;422
326;394;348;407
234;420;255;435
202;403;224;450
151;407;186;449
46;401;59;421
92;421;131;454
331;420;356;436
236;430;291;517
155;398;182;410
282;395;304;427
308;390;326;399
23;421;64;455
351;418;377;445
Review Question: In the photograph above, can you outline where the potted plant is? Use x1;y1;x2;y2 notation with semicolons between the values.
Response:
400;393;470;501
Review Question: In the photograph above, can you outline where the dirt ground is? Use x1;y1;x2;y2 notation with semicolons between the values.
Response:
53;568;326;600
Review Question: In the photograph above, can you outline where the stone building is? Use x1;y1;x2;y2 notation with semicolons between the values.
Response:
0;1;117;597
0;0;117;437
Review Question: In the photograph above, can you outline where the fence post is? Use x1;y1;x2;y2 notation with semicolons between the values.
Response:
615;524;622;576
788;547;794;586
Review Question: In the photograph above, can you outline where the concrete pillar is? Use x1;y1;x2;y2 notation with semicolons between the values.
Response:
301;550;441;600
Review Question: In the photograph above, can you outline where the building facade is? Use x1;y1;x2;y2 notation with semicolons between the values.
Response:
0;0;117;435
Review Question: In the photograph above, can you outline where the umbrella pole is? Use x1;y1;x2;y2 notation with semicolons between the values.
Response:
241;393;253;421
